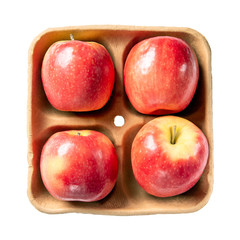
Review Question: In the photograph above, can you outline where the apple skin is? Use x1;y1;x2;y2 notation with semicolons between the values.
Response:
131;116;208;197
40;130;118;202
124;36;199;115
41;40;115;112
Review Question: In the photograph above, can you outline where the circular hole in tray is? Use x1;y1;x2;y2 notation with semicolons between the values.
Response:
114;115;125;127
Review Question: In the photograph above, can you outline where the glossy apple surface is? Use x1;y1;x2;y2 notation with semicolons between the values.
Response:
131;116;208;197
41;39;115;111
124;36;199;115
40;130;118;202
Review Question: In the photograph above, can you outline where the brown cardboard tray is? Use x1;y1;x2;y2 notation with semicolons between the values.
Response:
27;25;213;215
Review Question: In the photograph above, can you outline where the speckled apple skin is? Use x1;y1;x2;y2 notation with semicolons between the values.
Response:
131;116;208;197
124;36;199;115
40;130;118;202
41;40;115;112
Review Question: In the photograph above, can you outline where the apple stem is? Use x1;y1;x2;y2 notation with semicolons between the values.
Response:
70;34;74;41
77;132;81;136
171;125;177;144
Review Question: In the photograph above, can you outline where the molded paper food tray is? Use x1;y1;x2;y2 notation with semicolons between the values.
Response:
27;25;213;215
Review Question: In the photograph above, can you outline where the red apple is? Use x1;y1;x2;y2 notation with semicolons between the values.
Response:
131;116;208;197
124;36;199;115
41;38;115;111
40;130;118;202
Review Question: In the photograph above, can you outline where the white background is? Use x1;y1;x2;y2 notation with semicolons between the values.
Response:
1;0;239;239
